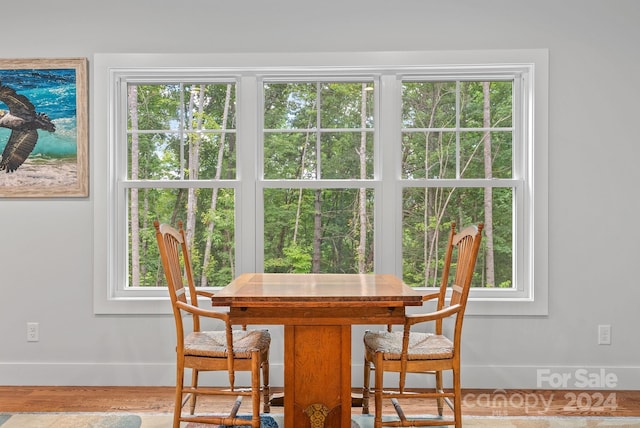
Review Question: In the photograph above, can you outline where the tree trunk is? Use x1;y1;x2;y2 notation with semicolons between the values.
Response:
128;85;140;286
357;83;368;273
422;85;443;286
186;85;205;253
312;189;322;273
201;84;232;286
141;189;149;282
482;82;495;287
293;127;312;245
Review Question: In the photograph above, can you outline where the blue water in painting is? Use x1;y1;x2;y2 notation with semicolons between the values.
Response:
0;69;77;157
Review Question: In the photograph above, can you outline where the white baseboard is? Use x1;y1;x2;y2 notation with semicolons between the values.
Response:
0;362;176;386
0;362;284;387
2;362;639;390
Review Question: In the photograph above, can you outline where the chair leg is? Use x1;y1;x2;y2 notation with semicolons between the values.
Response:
362;357;371;414
453;368;462;428
262;359;271;413
174;362;185;428
436;370;444;416
251;351;261;428
374;352;384;428
189;368;199;415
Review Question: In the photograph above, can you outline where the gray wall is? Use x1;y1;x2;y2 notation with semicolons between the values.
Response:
1;0;639;391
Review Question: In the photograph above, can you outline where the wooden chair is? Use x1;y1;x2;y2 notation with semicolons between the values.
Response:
361;222;483;428
154;220;271;428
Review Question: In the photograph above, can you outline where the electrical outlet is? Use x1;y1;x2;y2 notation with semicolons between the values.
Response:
27;322;39;342
598;324;611;345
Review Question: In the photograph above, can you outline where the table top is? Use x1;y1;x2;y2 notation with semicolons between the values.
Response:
211;273;423;308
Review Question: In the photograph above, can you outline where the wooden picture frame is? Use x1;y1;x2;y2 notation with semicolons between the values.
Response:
0;58;88;197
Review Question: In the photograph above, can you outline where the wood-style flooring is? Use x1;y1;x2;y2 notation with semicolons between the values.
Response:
1;387;639;417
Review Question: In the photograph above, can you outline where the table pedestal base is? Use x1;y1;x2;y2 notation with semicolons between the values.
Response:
284;325;352;428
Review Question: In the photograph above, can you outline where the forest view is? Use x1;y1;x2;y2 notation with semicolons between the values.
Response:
126;78;513;289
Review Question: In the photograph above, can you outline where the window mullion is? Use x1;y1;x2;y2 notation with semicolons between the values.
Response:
316;82;322;179
238;75;260;273
377;74;401;274
455;81;461;179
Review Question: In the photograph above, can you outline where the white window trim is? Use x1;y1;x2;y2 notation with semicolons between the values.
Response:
93;50;548;316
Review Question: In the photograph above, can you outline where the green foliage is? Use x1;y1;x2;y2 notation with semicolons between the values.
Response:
400;81;514;288
128;78;514;290
264;244;312;273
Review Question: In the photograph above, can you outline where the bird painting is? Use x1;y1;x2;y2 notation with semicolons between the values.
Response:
0;81;56;172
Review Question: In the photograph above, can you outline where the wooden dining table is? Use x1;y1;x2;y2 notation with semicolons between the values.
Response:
211;273;423;428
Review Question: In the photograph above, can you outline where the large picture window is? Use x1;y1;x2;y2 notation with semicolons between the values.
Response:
93;51;548;315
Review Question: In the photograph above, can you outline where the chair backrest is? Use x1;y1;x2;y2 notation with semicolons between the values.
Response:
154;220;205;333
154;221;195;301
444;223;484;303
435;222;484;338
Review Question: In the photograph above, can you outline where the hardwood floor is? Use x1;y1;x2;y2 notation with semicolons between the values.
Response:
1;387;639;417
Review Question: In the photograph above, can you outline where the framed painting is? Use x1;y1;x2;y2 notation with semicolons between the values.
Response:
0;58;88;197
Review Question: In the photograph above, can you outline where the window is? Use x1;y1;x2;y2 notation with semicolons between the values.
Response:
125;82;238;289
401;80;515;289
261;80;375;273
93;50;548;315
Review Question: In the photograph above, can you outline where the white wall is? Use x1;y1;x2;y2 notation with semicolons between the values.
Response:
1;0;639;390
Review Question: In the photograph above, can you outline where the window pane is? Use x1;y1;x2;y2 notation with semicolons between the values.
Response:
460;131;512;179
320;82;374;129
264;132;317;179
263;188;373;273
402;186;513;288
402;82;456;129
182;84;237;131
320;132;373;179
129;84;181;129
184;131;237;180
460;81;513;128
128;187;235;288
264;83;317;130
128;132;179;180
401;131;456;179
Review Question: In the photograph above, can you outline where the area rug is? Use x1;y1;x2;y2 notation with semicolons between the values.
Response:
0;412;169;427
353;416;640;427
2;413;640;427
